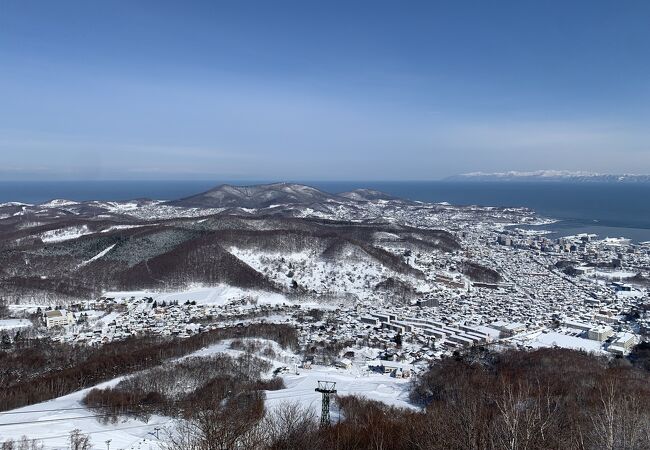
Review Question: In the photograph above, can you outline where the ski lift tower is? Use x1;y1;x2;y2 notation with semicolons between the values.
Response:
315;380;337;426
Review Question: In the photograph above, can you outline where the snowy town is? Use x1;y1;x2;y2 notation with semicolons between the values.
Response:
5;221;648;371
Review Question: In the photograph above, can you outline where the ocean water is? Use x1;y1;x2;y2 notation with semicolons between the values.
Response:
1;180;649;242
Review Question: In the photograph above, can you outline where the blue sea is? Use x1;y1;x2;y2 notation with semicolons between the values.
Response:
1;180;649;242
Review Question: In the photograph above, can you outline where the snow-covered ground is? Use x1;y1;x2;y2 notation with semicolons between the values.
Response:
589;270;638;280
228;247;424;299
39;225;93;243
0;375;169;449
105;285;277;306
265;366;414;419
0;319;32;330
0;341;236;448
7;304;47;315
526;331;604;354
39;199;80;208
0;339;415;448
103;285;316;308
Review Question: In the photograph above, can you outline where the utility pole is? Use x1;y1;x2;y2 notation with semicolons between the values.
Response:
315;380;337;426
154;427;161;439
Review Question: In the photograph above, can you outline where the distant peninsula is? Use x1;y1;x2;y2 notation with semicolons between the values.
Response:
446;170;650;183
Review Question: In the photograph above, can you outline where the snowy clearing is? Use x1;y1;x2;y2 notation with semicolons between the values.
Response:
103;285;299;307
39;225;93;243
0;319;32;330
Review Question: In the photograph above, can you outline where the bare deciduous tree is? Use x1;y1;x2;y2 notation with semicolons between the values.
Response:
68;429;91;450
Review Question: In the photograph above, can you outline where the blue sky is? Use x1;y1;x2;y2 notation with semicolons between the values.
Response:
1;0;649;180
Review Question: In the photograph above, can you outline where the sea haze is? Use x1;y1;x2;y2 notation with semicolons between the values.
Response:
2;180;650;241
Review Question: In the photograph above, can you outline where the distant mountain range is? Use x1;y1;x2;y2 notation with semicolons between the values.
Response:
446;170;650;183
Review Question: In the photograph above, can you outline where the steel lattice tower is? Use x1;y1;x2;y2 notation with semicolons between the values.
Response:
315;380;337;426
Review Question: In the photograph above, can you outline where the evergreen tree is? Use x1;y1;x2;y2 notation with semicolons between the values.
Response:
1;333;12;349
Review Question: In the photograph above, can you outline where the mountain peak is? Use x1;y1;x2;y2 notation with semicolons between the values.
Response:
167;183;339;208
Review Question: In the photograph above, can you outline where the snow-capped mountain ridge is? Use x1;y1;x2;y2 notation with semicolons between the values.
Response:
448;171;650;183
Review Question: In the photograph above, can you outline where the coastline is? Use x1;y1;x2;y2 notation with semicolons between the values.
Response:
511;219;650;244
2;180;650;243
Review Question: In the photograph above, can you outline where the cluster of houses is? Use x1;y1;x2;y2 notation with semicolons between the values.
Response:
43;295;297;345
293;226;649;368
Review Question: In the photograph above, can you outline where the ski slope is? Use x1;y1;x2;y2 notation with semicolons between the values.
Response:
265;366;415;420
0;340;416;447
0;376;169;449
